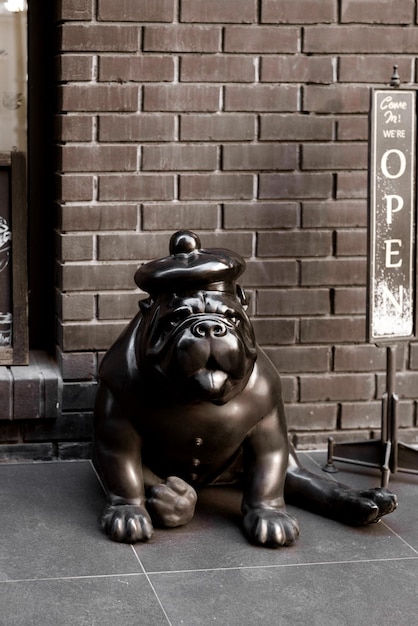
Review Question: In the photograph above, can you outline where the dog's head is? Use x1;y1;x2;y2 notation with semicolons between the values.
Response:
134;231;257;404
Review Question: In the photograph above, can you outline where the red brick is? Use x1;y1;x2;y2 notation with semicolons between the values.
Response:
58;55;93;81
55;115;94;142
181;55;255;83
0;369;12;420
60;24;140;52
59;263;139;291
223;144;298;171
223;203;299;230
60;145;137;172
60;234;94;261
301;317;366;343
243;260;298;287
98;0;175;22
98;293;141;320
56;174;94;202
99;174;175;201
58;0;93;21
341;0;414;24
258;231;332;257
60;293;96;321
293;430;367;449
261;56;334;84
61;322;128;351
334;345;387;372
302;201;367;228
181;0;257;23
99;114;175;142
61;381;97;411
339;56;412;83
262;0;337;23
257;289;330;316
333;288;366;315
143;25;221;53
259;173;333;200
252;319;297;345
301;259;366;286
337;117;368;141
185;232;253;257
98;233;181;261
378;372;418;399
260;114;334;141
180;114;256;141
142;203;219;231
410;343;418;370
304;25;418;53
336;230;367;257
304;85;369;113
300;373;374;402
264;346;330;373
60;85;138;112
225;85;299;112
179;173;254;200
224;26;299;53
61;205;138;231
142;145;217;171
302;143;368;170
340;402;382;430
285;403;337;431
99;56;175;82
281;376;298;403
12;366;42;420
144;85;220;112
58;351;96;381
337;172;367;199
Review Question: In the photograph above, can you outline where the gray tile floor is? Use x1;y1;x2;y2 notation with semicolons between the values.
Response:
0;452;417;625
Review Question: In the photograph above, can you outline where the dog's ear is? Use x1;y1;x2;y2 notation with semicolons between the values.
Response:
139;297;153;314
236;284;249;309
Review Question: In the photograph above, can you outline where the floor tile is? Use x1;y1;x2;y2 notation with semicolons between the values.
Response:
0;461;140;581
305;450;418;551
136;478;413;574
150;557;418;626
0;574;170;626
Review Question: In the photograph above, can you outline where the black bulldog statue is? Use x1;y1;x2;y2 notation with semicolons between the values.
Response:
93;230;397;547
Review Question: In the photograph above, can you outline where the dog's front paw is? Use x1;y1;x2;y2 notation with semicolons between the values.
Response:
242;508;300;548
101;503;154;543
355;488;398;523
147;476;197;528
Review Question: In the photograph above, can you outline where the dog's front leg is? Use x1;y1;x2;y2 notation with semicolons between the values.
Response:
241;408;300;547
93;383;154;543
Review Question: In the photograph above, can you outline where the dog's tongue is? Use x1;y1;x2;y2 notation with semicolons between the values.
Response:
194;370;228;395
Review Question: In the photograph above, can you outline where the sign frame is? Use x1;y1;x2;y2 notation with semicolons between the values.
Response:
367;87;417;344
0;151;29;365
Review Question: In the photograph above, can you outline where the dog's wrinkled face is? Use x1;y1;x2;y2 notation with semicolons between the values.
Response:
137;289;257;404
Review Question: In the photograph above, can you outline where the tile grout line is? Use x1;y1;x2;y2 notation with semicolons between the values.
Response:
3;555;418;586
131;546;174;626
380;520;418;555
137;554;418;577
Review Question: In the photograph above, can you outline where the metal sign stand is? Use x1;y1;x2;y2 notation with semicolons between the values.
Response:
323;67;418;488
323;344;418;488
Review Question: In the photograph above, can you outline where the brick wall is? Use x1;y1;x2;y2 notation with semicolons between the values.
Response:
16;0;417;459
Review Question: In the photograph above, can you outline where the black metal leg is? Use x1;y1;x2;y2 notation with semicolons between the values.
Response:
322;346;418;486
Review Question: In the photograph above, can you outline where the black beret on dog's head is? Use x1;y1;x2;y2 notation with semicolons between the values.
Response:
135;230;246;296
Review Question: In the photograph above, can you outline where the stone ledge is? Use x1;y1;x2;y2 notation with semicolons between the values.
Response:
0;351;62;420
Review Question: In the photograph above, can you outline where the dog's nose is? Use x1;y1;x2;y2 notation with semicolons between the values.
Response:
192;319;227;338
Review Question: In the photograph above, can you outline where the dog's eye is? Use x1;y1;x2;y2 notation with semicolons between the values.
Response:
225;310;241;326
168;307;191;327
